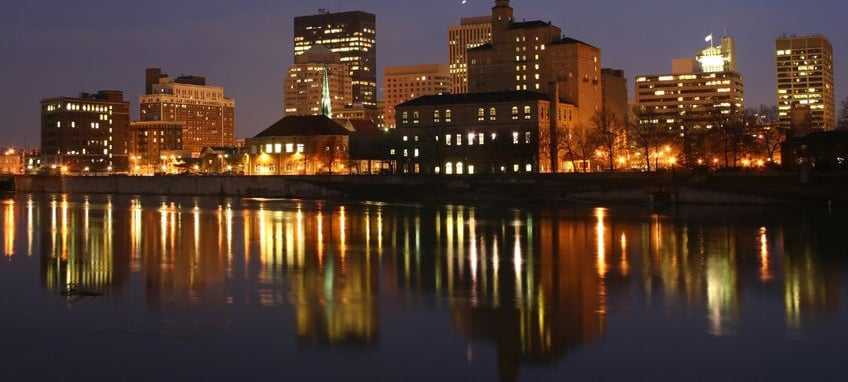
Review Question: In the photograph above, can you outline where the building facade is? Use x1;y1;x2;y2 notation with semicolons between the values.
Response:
635;72;745;129
294;10;377;108
245;115;352;175
467;1;601;127
635;35;745;129
285;45;354;117
776;35;835;131
449;16;492;94
128;121;183;174
383;64;452;129
390;91;577;175
140;68;235;156
40;91;130;172
601;69;628;125
0;150;21;174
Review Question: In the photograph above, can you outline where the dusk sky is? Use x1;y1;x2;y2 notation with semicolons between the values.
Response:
2;0;846;145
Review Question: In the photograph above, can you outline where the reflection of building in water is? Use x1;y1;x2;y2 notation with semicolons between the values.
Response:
242;203;379;346
39;196;130;293
2;199;15;257
138;200;229;309
381;206;605;382
780;225;841;330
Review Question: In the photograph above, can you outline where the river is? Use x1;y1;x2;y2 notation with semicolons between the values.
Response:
0;193;845;381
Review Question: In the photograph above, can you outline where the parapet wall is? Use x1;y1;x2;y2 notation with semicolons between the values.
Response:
12;172;847;206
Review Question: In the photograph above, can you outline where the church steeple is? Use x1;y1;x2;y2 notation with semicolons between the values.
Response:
321;66;332;118
493;0;513;24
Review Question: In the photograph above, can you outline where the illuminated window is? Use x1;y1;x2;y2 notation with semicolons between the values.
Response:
296;144;304;153
468;133;476;146
402;111;408;124
265;144;272;153
274;143;282;153
479;133;485;145
489;107;497;121
433;110;440;123
445;109;452;123
456;162;464;175
477;108;485;121
512;106;519;120
446;134;452;146
524;106;532;119
525;132;531;144
445;162;453;175
413;111;419;124
513;132;519;144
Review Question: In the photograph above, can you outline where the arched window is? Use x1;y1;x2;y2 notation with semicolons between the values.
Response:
402;111;409;124
477;108;485;121
512;106;519;120
433;110;440;123
445;109;452;123
489;107;497;121
413;111;420;124
524;105;532;119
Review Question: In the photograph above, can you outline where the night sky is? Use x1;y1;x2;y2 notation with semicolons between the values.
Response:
2;0;846;145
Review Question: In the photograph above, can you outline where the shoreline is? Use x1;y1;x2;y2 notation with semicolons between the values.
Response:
8;172;848;207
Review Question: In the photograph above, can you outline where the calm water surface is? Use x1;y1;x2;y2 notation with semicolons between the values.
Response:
0;193;846;381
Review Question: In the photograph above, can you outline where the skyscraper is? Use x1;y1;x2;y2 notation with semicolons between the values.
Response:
40;91;130;172
285;45;353;118
294;10;377;108
776;35;835;131
449;16;492;94
140;68;235;156
467;0;602;127
383;64;452;129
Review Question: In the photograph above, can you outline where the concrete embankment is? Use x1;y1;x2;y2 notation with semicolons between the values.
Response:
12;172;848;206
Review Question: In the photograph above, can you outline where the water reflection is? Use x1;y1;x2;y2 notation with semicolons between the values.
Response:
3;194;842;380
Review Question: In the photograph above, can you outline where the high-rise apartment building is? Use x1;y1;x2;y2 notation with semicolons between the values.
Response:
467;1;602;127
294;10;377;107
140;68;235;156
285;45;353;117
41;91;130;172
776;35;835;131
383;64;452;129
635;35;744;129
449;16;492;94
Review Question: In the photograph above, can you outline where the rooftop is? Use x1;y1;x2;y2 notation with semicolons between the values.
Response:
397;90;570;107
254;115;351;138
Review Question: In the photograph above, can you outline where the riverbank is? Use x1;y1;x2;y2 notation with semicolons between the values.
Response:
11;171;848;206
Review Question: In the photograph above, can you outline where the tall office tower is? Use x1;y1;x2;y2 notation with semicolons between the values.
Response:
467;0;602;127
294;10;377;108
41;91;130;172
383;64;453;129
285;45;353;117
776;35;835;131
449;16;492;94
140;68;236;156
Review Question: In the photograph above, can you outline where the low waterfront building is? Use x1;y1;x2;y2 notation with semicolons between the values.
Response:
128;121;183;174
781;130;848;170
389;90;576;175
245;115;353;175
0;149;21;174
41;91;130;173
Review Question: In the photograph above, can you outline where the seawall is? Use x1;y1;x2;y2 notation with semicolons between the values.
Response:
12;172;848;206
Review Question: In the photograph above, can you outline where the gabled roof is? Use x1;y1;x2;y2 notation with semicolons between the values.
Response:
343;119;381;133
254;115;350;138
397;90;569;108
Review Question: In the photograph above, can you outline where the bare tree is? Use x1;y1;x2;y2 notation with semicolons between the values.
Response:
629;106;662;171
591;109;623;172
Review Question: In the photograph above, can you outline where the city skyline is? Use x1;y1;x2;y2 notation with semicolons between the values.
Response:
3;0;848;145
